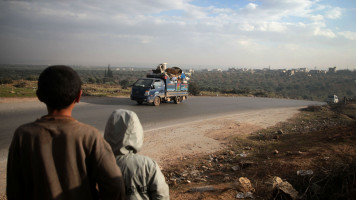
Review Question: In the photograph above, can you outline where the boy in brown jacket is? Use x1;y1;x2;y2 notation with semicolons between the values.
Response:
6;65;125;200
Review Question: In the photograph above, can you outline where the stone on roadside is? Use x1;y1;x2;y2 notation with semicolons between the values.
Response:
272;176;298;200
240;161;254;169
223;176;231;182
195;177;207;182
233;177;255;193
231;165;240;171
236;192;254;199
169;178;177;186
286;151;302;156
209;154;218;162
297;170;313;176
190;170;200;177
239;153;247;157
201;165;209;170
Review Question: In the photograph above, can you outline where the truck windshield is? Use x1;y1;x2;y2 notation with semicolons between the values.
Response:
133;79;153;87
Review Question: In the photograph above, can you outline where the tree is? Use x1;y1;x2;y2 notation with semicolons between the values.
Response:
87;77;96;84
105;64;113;78
0;78;13;84
119;79;130;89
107;64;113;78
189;82;201;96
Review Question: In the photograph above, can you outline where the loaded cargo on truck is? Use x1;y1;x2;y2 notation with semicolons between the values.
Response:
130;63;189;106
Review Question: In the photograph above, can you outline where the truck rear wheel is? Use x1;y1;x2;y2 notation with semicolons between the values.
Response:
153;97;161;106
174;96;182;104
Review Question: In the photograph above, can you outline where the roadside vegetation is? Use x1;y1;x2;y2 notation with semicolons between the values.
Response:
164;103;356;199
189;70;356;101
0;65;144;97
1;64;355;101
0;80;37;98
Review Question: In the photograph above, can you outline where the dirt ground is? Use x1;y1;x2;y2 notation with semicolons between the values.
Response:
137;107;307;200
156;104;356;200
141;107;302;168
0;97;38;103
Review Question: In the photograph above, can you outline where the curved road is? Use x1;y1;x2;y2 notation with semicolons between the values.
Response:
0;96;324;152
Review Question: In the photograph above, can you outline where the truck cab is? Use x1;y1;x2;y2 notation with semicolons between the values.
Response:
131;78;165;105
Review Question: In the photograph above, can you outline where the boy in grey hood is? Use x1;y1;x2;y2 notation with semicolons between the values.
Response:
104;109;170;200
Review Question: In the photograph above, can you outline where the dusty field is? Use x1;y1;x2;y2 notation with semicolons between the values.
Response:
158;104;356;200
141;107;301;168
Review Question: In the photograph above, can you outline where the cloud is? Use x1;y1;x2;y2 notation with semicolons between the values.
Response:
326;7;342;19
258;22;287;32
0;0;355;68
239;23;255;31
246;3;258;10
310;14;324;21
255;0;315;18
338;31;356;41
314;27;336;38
0;0;343;39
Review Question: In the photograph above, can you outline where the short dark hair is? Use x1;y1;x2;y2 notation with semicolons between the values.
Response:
37;65;82;109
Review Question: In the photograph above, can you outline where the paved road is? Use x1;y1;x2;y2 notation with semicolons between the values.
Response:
0;96;324;152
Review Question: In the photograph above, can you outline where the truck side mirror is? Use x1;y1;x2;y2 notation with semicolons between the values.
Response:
151;85;155;89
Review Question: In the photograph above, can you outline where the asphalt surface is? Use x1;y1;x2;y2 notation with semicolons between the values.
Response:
0;96;324;153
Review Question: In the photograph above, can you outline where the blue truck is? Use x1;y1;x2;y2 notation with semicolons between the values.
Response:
130;73;188;106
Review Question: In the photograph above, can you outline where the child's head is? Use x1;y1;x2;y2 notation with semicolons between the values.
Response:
104;109;144;156
37;65;82;110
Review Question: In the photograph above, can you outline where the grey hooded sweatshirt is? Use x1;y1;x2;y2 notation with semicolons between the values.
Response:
104;109;169;200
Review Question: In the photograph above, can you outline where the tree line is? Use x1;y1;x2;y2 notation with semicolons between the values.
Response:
189;70;356;101
1;65;355;101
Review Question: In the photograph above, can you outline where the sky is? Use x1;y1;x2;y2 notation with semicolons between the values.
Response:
0;0;356;69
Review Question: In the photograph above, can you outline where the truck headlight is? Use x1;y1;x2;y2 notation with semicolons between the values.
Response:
144;90;149;96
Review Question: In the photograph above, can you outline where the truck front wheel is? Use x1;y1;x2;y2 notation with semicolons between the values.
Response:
153;97;161;106
137;100;143;105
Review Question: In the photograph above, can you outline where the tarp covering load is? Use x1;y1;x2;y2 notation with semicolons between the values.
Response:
165;67;182;75
151;63;189;84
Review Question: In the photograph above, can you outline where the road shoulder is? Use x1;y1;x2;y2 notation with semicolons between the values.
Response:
141;107;302;167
